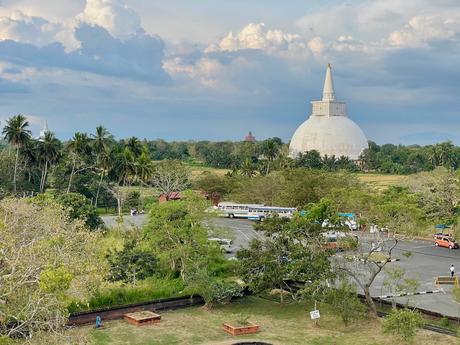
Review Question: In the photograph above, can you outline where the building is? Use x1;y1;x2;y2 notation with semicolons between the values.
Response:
289;64;368;160
244;131;256;143
38;120;49;142
158;191;182;203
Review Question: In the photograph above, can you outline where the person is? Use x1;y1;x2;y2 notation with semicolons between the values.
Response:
95;315;102;328
450;264;455;277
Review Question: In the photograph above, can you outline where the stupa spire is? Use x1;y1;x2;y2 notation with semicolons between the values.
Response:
322;63;335;101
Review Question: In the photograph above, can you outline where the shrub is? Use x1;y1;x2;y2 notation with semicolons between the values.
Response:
326;282;365;326
106;238;157;284
68;278;185;313
383;309;424;343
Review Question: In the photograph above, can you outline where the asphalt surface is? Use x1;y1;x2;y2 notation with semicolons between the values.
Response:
102;214;460;318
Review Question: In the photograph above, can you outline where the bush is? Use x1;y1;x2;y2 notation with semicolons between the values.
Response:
106;238;157;284
383;309;424;343
326;282;365;326
56;193;103;230
125;191;141;208
68;278;186;313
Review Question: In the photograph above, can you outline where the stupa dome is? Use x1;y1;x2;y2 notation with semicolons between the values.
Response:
289;64;368;160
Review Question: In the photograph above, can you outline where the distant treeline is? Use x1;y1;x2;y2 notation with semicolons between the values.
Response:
1;114;460;203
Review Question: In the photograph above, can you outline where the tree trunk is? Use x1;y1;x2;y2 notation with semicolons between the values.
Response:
94;172;104;207
13;146;19;192
364;286;377;316
117;190;122;218
67;158;76;193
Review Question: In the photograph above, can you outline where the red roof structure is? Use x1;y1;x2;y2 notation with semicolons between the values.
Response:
244;131;256;142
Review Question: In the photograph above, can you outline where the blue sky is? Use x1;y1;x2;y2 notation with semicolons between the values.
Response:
0;0;458;144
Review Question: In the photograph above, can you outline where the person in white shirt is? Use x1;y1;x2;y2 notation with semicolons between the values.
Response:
450;264;455;277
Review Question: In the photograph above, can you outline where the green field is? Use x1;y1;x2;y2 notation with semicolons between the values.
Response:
71;297;455;345
356;173;406;190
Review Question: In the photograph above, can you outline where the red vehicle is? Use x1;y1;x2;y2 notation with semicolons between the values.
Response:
434;234;459;249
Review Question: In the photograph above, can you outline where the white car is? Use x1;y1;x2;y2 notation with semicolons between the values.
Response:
209;238;233;253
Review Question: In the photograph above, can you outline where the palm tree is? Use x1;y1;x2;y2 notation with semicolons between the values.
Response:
93;146;113;207
136;149;153;184
92;126;112;157
67;132;91;193
92;126;113;206
125;137;143;158
37;131;61;193
240;158;256;177
2;115;31;192
260;139;281;175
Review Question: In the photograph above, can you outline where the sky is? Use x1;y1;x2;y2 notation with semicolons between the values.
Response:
0;0;458;144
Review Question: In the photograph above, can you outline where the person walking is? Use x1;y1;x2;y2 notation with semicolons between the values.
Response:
450;264;455;277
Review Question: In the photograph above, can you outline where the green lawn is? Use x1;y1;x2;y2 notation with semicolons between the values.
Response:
70;296;456;345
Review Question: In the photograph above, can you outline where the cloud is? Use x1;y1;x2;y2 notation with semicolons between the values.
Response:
0;23;170;84
388;14;460;47
206;23;309;59
77;0;141;39
0;10;59;46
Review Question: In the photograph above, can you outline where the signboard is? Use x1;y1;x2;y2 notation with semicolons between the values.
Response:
310;310;320;320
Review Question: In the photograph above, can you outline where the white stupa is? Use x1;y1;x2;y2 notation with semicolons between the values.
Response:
38;120;49;142
289;64;368;160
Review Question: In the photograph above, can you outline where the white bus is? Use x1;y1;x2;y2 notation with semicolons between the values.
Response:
247;206;297;221
216;202;265;219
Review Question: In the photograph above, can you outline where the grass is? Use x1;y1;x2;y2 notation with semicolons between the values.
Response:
68;278;187;314
355;173;406;190
69;296;456;345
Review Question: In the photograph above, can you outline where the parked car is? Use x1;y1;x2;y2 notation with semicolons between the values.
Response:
434;234;459;249
209;238;233;253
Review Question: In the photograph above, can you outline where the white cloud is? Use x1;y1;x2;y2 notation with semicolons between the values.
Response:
388;14;460;47
206;23;309;58
164;57;225;88
77;0;141;39
0;10;61;46
0;10;79;51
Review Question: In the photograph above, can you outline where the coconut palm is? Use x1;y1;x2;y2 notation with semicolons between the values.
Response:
93;146;113;207
2;115;31;192
37;131;61;193
240;158;257;177
260;139;281;175
125;136;143;158
92;125;112;158
67;132;91;193
92;126;113;206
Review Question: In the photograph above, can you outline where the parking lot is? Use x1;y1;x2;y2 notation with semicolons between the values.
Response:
103;214;460;318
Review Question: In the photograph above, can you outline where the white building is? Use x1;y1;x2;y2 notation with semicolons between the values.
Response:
289;64;368;160
37;120;49;142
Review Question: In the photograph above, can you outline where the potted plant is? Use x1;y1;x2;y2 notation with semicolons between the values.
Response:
223;314;260;336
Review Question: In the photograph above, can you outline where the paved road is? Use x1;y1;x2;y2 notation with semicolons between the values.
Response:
102;215;460;317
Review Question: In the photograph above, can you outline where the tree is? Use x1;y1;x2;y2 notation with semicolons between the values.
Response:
144;191;222;281
383;266;419;309
0;198;104;341
125;136;143;158
92;126;113;206
240;157;257;177
260;138;282;175
383;309;424;343
296;150;322;169
56;193;103;230
325;281;365;326
150;160;190;200
333;233;399;316
33;193;103;230
2;115;31;192
66;132;91;193
237;215;333;303
37;131;61;193
106;234;157;284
